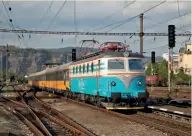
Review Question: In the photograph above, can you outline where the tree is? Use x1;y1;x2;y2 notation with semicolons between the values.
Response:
145;62;159;75
158;59;168;82
175;67;190;82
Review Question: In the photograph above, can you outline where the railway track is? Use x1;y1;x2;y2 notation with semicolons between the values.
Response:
0;98;44;136
35;90;190;136
147;87;191;100
13;85;95;136
0;85;96;136
3;84;191;136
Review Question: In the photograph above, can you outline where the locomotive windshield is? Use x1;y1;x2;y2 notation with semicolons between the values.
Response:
108;59;125;70
128;59;143;71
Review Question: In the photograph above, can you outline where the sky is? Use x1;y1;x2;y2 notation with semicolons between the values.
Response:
0;0;191;56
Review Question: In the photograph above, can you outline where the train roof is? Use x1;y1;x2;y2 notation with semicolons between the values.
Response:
73;50;144;62
28;69;47;77
44;62;71;74
28;62;71;77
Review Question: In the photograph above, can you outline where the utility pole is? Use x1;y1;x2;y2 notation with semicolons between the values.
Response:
151;63;153;92
151;51;155;93
168;48;171;93
168;25;175;95
140;13;144;55
6;44;9;90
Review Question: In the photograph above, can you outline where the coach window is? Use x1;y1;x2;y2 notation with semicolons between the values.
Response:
79;65;82;74
87;63;89;73
83;64;85;74
91;62;94;73
76;66;78;74
73;67;75;74
66;71;69;79
98;60;101;71
63;71;66;79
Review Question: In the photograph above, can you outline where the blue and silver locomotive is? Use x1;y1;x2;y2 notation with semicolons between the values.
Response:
69;42;149;109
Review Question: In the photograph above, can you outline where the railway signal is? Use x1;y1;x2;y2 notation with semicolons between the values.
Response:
168;25;175;48
168;25;175;94
72;49;76;61
151;51;155;63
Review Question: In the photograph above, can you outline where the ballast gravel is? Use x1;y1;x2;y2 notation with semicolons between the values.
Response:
0;106;34;136
44;99;169;136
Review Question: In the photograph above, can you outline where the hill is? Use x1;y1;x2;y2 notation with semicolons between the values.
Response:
0;45;163;76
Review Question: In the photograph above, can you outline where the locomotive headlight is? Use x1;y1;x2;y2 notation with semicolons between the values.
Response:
138;81;142;86
111;81;116;86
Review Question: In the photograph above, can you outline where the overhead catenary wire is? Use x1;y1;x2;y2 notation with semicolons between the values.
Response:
91;1;136;32
143;40;190;52
1;1;22;46
0;28;191;36
137;24;191;44
144;11;191;31
74;0;78;48
40;0;54;23
46;0;67;30
106;0;167;32
132;10;191;44
93;0;166;32
97;0;136;23
105;0;136;19
176;0;181;17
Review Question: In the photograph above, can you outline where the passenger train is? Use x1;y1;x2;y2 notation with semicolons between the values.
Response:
27;42;149;110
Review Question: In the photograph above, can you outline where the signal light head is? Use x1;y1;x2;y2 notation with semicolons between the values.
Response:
168;25;176;48
151;51;155;63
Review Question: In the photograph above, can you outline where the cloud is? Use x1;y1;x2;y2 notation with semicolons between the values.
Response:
0;0;191;57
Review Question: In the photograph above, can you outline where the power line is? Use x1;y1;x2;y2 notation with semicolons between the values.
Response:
100;0;136;22
2;1;14;29
106;0;167;32
106;16;138;32
46;0;67;30
0;28;191;36
91;1;136;31
40;0;54;23
137;11;191;43
176;24;191;33
93;0;166;32
74;0;77;48
144;11;191;31
176;0;181;16
144;40;190;51
1;1;22;46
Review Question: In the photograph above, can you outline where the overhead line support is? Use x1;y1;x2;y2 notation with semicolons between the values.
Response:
0;28;191;36
140;13;144;55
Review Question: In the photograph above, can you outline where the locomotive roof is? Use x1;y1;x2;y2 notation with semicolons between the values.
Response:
73;50;144;62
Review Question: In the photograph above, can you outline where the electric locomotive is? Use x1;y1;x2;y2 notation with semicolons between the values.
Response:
27;41;149;110
69;42;149;109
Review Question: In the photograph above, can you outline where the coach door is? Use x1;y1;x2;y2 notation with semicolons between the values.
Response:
63;70;69;89
63;71;66;85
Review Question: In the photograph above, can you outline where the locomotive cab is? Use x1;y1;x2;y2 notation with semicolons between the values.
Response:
101;53;148;107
